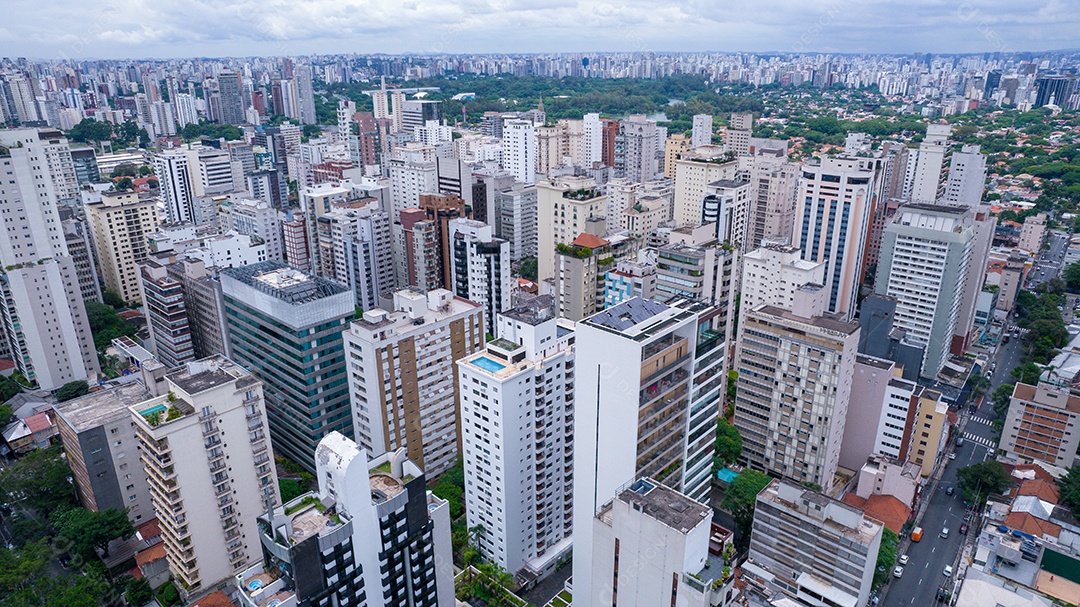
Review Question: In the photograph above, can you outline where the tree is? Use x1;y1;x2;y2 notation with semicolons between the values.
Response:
432;464;465;519
967;374;991;400
85;301;137;350
102;289;126;309
279;479;304;504
0;447;76;515
1011;362;1043;385
67;119;113;145
50;506;135;558
873;528;898;587
518;257;537;282
53;380;89;403
720;469;771;547
957;460;1012;506
1065;262;1080;292
714;418;742;468
114;177;133;191
1059;466;1080;520
125;577;153;606
991;384;1015;419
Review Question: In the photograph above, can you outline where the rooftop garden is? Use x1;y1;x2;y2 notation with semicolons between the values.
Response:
562;188;600;201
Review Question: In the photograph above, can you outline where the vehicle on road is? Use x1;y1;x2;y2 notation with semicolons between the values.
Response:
946;486;954;495
949;452;957;460
911;527;924;542
960;523;969;535
943;565;953;577
956;437;964;447
898;554;909;565
893;566;904;578
940;527;950;539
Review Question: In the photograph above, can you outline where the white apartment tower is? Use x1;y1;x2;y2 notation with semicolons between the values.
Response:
691;113;713;148
583;112;602;165
740;245;826;315
535;176;607;283
449;218;512;336
909;123;951;202
344;289;485;477
573;297;727;605
794;155;876;320
942;144;987;207
614;114;665;182
874;204;974;377
130;357;280;596
457;296;575;581
154;151;196;224
0;129;99;390
502;119;537;184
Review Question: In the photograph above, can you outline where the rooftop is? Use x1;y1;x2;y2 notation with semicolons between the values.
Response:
900;202;971;215
501;294;556;326
586;297;672;332
53;381;154;431
166;357;256;396
856;354;894;370
604;479;711;533
222;261;348;305
370;473;405;504
754;304;861;336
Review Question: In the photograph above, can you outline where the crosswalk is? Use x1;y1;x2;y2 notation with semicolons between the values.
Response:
962;432;998;449
968;415;993;426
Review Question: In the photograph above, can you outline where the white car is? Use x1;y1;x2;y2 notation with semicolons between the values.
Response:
893;566;904;578
898;554;909;565
943;564;953;577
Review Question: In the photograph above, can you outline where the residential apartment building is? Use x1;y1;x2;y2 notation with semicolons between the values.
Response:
221;262;355;469
140;259;196;368
62;218;103;302
604;261;657;309
614;114;664;183
1001;383;1080;468
0;129;99;390
503;119;537;184
1018;213;1048;255
130;357;279;595
449;218;511;336
908;124;950;202
236;432;454;607
495;185;538;261
555;232;639;322
701;179;750;250
875;204;974;377
166;257;231;359
457;296;575;581
54;379;156;523
745;480;883;607
536;176;607;283
733;289;859;488
586;478;738;607
794;155;876;320
672;149;738;227
572;297;727;605
316;203;395;313
907;387;950;477
745;148;799;249
220;198;285;262
739;245;825;315
86;190;160;304
344;288;484;477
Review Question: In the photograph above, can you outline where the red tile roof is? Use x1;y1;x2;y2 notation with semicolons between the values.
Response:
24;412;53;433
571;233;609;249
134;542;166;568
190;590;237;607
842;493;911;534
1005;512;1061;538
0;359;15;371
136;518;161;540
1017;479;1060;504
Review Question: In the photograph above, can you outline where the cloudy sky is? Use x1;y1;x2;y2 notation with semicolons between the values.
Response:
2;0;1077;60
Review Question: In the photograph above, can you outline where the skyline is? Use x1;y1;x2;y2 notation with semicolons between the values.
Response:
2;0;1078;61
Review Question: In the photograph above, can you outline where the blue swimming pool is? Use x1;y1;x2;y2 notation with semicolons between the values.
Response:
472;356;507;373
716;467;739;483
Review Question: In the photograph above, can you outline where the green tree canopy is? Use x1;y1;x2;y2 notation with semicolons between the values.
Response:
957;460;1012;505
0;447;75;515
53;380;89;403
721;469;771;547
991;383;1015;419
873;528;899;587
1058;466;1080;520
279;478;304;504
715;418;743;468
518;257;537;282
84;301;136;351
50;507;135;558
67;119;113;144
125;577;153;606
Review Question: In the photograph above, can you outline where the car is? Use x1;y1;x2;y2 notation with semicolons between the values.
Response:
944;565;953;577
941;527;950;539
949;452;957;460
960;523;969;535
946;486;954;495
893;566;904;578
898;554;909;565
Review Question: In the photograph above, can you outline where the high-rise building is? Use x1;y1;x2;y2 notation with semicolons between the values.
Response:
663;133;693;179
293;64;317;125
691;113;713;148
536;176;607;283
494;185;538;261
140;259;196;368
600;118;619;167
449;218;511;336
502;119;537;184
247;169;289;209
794;156;876;320
745;480;883;607
400;99;442;134
909;124;951;201
614;114;664;182
555;232;640;321
604;260;657;308
217;72;246;125
942;144;987;206
221;262;355;468
70;147;100;185
572;297;727;604
344;288;484;476
745;148;799;248
672;149;738;227
1001;382;1080;467
165;257;231;360
130;357;280;596
86;190;159;304
457;296;575;581
700;179;750;249
236;432;455;607
62;218;102;302
54;380;156;523
875;204;974;377
316;203;395;313
583;112;602;165
733;288;859;487
586;478;738;607
154;151;196;224
398;208;443;292
739;245;826;316
220;198;285;262
0;129;99;389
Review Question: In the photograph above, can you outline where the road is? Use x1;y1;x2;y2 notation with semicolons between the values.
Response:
882;231;1070;607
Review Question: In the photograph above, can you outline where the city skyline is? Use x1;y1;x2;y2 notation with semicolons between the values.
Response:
2;0;1078;60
